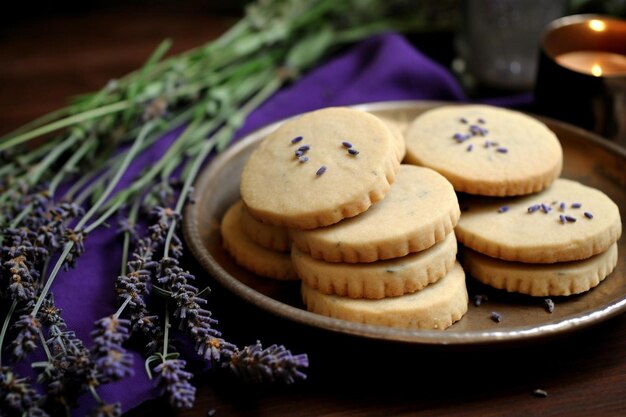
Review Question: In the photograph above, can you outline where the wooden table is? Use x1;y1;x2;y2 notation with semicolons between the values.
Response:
2;3;626;416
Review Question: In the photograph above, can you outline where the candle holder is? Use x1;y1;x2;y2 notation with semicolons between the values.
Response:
534;14;626;145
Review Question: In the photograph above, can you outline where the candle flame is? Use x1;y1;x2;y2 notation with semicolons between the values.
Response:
591;64;603;77
589;19;606;32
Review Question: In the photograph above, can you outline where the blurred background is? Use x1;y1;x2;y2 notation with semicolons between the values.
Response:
1;0;625;133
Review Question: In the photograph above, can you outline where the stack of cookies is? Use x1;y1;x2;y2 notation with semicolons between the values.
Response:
226;107;468;330
292;164;466;330
220;200;297;281
404;104;622;297
455;179;621;297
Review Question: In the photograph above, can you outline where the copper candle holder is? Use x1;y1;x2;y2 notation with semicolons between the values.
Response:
534;14;626;145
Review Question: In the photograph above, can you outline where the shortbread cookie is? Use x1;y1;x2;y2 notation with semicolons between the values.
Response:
301;262;468;330
404;104;563;196
221;201;297;280
239;202;290;252
240;107;400;230
377;115;407;161
462;243;618;296
290;165;460;263
292;232;457;299
456;178;622;263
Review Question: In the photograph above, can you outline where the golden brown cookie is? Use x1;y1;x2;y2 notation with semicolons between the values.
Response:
291;232;457;299
221;200;297;280
462;243;618;296
456;178;622;263
377;115;407;162
289;165;460;263
301;262;468;330
404;104;563;196
240;107;400;230
239;202;290;252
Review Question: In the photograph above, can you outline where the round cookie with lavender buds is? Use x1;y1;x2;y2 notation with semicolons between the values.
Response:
292;232;457;299
456;178;622;263
301;261;468;330
240;107;400;230
221;200;297;280
462;242;618;297
289;165;461;263
404;104;563;196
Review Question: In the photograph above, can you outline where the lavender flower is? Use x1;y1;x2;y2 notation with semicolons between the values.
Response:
152;206;181;231
157;257;235;361
1;227;49;265
116;260;153;309
10;314;41;360
527;204;541;213
4;254;39;301
153;358;196;409
63;229;86;270
452;133;470;142
38;296;64;327
227;341;309;384
469;124;488;136
91;315;133;382
198;336;236;362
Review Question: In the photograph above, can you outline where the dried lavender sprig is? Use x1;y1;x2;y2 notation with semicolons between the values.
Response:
227;341;309;384
90;298;134;383
153;358;196;409
157;257;235;362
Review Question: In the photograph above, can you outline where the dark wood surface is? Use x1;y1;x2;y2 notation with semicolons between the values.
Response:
2;3;626;416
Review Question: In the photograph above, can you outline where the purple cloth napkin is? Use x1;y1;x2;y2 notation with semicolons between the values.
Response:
33;32;528;414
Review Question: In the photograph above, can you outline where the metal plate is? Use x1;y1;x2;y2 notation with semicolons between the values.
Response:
183;101;626;345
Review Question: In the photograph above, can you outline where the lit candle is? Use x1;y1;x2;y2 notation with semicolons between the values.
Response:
535;14;626;144
555;50;626;76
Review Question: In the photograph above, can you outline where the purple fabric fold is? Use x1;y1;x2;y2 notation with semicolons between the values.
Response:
25;32;529;414
237;32;467;139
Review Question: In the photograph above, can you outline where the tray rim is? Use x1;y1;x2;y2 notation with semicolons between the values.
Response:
183;99;626;346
